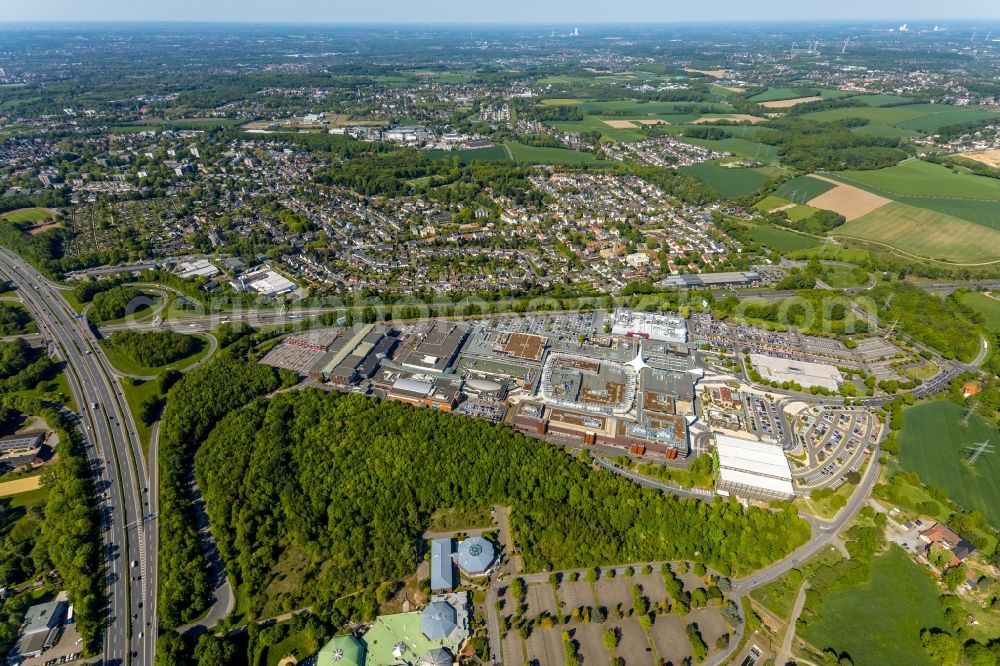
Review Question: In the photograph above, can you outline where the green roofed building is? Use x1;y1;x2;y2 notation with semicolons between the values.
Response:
318;633;365;666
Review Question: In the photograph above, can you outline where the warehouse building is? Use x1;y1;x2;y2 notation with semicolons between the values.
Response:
396;321;469;374
13;597;65;659
235;266;297;296
661;270;763;289
714;433;794;501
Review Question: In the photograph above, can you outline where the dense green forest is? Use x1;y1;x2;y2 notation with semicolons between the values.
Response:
157;354;287;628
107;330;200;368
0;302;38;337
863;283;980;362
88;285;147;322
756;119;907;172
0;338;57;391
195;389;810;620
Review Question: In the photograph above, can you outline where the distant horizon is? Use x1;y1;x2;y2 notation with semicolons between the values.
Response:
2;18;1000;26
2;0;999;25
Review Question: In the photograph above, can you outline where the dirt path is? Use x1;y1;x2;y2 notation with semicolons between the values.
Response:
776;582;810;666
0;474;43;496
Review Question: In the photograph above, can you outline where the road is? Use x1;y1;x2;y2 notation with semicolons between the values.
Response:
776;582;809;666
0;249;156;666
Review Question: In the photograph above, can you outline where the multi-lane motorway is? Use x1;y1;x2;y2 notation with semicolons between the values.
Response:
0;248;156;665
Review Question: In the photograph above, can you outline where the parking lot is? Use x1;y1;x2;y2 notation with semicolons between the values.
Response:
793;407;876;486
477;311;604;341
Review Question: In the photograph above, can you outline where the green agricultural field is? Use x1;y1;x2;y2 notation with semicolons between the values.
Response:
848;94;915;107
801;546;946;666
803;104;940;125
898;401;1000;528
895;108;1000;132
774;175;836;203
754;195;790;212
572;99;731;115
0;207;55;223
851;123;919;140
833;202;1000;264
679;162;773;198
505;142;613;166
747;225;820;252
549;115;646;142
788;205;821;221
674;135;780;161
959;291;1000;334
749;87;841;102
752;196;817;221
426;146;511;163
804;103;1000;133
828;161;1000;231
834;160;1000;201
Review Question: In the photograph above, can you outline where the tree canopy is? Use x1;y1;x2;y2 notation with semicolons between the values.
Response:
195;388;810;619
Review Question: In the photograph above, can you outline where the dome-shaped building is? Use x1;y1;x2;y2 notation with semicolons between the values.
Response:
417;647;454;666
317;634;365;666
420;600;458;641
456;536;496;576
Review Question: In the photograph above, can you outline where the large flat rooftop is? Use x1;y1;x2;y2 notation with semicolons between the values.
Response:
750;353;843;391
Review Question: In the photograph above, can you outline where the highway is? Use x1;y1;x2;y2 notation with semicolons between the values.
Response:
0;249;156;666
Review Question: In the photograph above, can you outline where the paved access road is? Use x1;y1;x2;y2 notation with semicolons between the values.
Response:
0;249;156;665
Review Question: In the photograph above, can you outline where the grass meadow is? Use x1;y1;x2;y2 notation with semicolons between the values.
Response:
775;176;835;203
747;225;820;252
801;546;945;666
679;162;773;198
898;400;1000;528
0;207;56;223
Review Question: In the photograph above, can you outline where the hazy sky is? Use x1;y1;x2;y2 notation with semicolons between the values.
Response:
3;0;999;23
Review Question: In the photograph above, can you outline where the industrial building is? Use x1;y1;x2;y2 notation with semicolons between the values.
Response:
396;322;469;374
234;266;297;296
661;270;763;289
173;258;220;280
326;330;397;387
750;353;843;391
714;434;794;501
386;376;462;412
13;597;65;660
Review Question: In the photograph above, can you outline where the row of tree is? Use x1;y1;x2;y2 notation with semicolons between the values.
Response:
156;353;288;628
